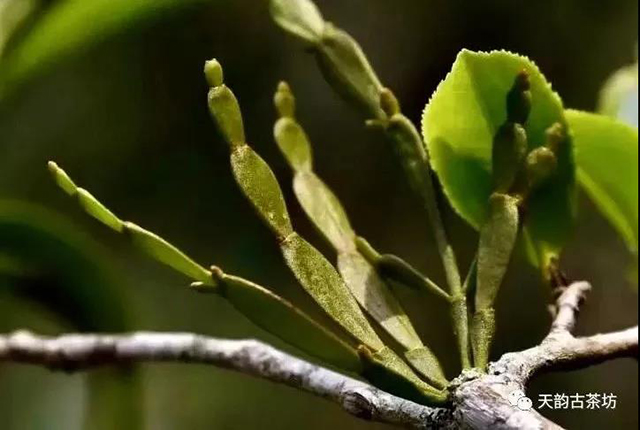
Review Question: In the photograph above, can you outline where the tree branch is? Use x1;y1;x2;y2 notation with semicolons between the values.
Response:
452;280;637;429
547;280;591;336
495;326;638;382
0;330;450;429
495;281;637;382
0;283;636;429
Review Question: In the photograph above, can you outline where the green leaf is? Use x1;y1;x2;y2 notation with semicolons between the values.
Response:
230;145;294;238
281;233;384;350
471;193;519;369
270;6;471;374
48;162;213;284
217;272;361;371
315;24;384;119
422;49;575;265
337;251;445;385
293;171;355;252
49;163;361;370
475;194;520;311
269;0;324;45
355;237;450;301
206;62;384;353
274;117;313;172
0;0;211;92
274;83;446;386
567;110;638;253
359;346;446;405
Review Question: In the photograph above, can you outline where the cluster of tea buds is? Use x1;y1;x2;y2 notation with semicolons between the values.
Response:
273;82;448;389
471;71;567;369
493;71;567;201
47;161;360;371
206;59;445;404
270;0;470;370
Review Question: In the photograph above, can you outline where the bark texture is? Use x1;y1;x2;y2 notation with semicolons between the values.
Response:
0;282;637;428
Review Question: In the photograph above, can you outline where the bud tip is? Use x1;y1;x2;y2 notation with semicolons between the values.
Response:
515;70;531;91
204;59;224;87
277;81;291;93
274;80;295;117
380;88;400;117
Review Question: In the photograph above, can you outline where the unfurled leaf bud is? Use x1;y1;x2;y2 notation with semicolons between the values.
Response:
218;272;362;372
295;173;355;251
380;88;400;118
316;23;384;119
48;162;214;285
506;70;532;125
48;161;77;196
274;81;296;118
491;123;527;193
76;189;124;233
269;0;325;45
125;222;213;284
281;233;384;350
273;83;312;171
205;60;245;147
475;193;520;311
274;118;313;171
230;145;294;237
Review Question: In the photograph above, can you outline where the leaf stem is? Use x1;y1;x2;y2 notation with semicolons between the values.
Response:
382;113;470;369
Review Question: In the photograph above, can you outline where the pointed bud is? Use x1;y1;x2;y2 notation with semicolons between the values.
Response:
544;122;565;153
204;59;223;87
506;70;532;125
48;161;77;196
205;60;245;147
526;146;557;189
274;81;296;118
492;123;528;193
380;88;400;118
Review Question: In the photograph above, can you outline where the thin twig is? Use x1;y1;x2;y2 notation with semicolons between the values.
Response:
547;281;591;337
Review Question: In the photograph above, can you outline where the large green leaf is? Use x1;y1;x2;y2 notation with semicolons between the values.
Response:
422;49;575;264
567;110;638;254
0;0;211;93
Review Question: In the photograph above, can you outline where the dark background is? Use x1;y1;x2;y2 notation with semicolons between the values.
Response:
0;0;637;428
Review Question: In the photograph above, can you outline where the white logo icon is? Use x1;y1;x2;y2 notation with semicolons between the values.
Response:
509;390;533;411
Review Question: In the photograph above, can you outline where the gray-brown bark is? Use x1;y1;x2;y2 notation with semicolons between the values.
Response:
0;281;637;429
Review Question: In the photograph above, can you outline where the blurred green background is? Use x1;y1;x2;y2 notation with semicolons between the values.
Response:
0;0;637;429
